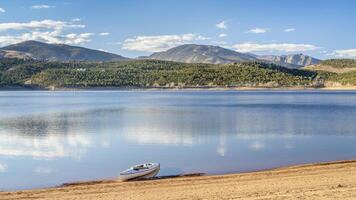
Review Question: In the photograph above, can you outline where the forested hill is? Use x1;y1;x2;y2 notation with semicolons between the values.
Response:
0;58;354;89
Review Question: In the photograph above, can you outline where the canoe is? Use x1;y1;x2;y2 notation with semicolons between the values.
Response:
119;163;160;181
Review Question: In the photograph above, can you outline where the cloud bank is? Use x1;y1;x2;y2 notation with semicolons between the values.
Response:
233;42;319;53
0;20;84;32
0;20;94;46
332;49;356;58
122;33;208;52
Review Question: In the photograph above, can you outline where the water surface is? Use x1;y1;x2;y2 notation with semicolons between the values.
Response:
0;90;356;190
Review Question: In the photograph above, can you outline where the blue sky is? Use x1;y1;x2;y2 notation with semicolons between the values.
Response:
0;0;356;59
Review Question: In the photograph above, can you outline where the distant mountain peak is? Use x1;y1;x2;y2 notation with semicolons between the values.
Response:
147;44;256;64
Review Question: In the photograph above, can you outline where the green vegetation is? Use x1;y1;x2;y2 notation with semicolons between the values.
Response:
328;70;356;85
0;58;355;89
321;59;356;68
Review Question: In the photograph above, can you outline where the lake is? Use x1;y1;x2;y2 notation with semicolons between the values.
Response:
0;90;356;190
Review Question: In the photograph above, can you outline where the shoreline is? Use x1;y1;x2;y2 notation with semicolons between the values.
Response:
1;86;356;91
1;159;356;199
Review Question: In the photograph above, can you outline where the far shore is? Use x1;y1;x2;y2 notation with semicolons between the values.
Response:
1;85;356;91
1;160;355;200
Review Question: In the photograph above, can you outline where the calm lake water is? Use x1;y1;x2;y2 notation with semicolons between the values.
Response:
0;90;356;190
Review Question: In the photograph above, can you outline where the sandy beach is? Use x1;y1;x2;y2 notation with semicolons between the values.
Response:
1;160;355;200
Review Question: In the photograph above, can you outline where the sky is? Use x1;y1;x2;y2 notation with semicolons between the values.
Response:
0;0;356;59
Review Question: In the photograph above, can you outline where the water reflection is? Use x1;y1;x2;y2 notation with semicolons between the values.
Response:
0;163;7;173
34;167;52;174
0;131;92;159
0;90;356;190
0;103;355;160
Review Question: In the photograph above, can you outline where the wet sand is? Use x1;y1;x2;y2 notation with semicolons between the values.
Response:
1;160;356;200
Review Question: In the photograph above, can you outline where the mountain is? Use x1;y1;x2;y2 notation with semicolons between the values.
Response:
147;44;257;64
0;40;129;62
257;54;321;68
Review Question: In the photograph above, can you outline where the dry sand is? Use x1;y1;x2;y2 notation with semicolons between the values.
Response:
1;160;356;200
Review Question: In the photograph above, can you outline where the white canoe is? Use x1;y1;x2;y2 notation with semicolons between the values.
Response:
119;163;160;181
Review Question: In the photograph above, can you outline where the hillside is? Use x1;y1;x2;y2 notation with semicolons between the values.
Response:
1;58;354;89
304;59;356;73
0;41;129;62
0;58;320;89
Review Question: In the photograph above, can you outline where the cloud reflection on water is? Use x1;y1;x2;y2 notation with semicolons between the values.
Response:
34;167;53;174
0;132;92;159
0;163;7;173
0;112;96;159
0;100;355;162
0;105;326;161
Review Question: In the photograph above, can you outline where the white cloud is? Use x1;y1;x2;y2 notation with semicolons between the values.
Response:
98;48;109;52
0;32;94;46
233;42;319;53
0;20;84;32
99;32;110;36
219;33;227;38
64;32;94;44
284;28;296;32
71;18;81;22
122;33;209;52
0;20;94;46
332;49;356;58
0;163;7;173
0;7;5;13
247;28;267;34
216;21;228;29
31;5;55;9
211;41;228;46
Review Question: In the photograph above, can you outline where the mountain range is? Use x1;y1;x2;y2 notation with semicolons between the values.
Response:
145;44;320;68
256;54;321;68
0;41;321;68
